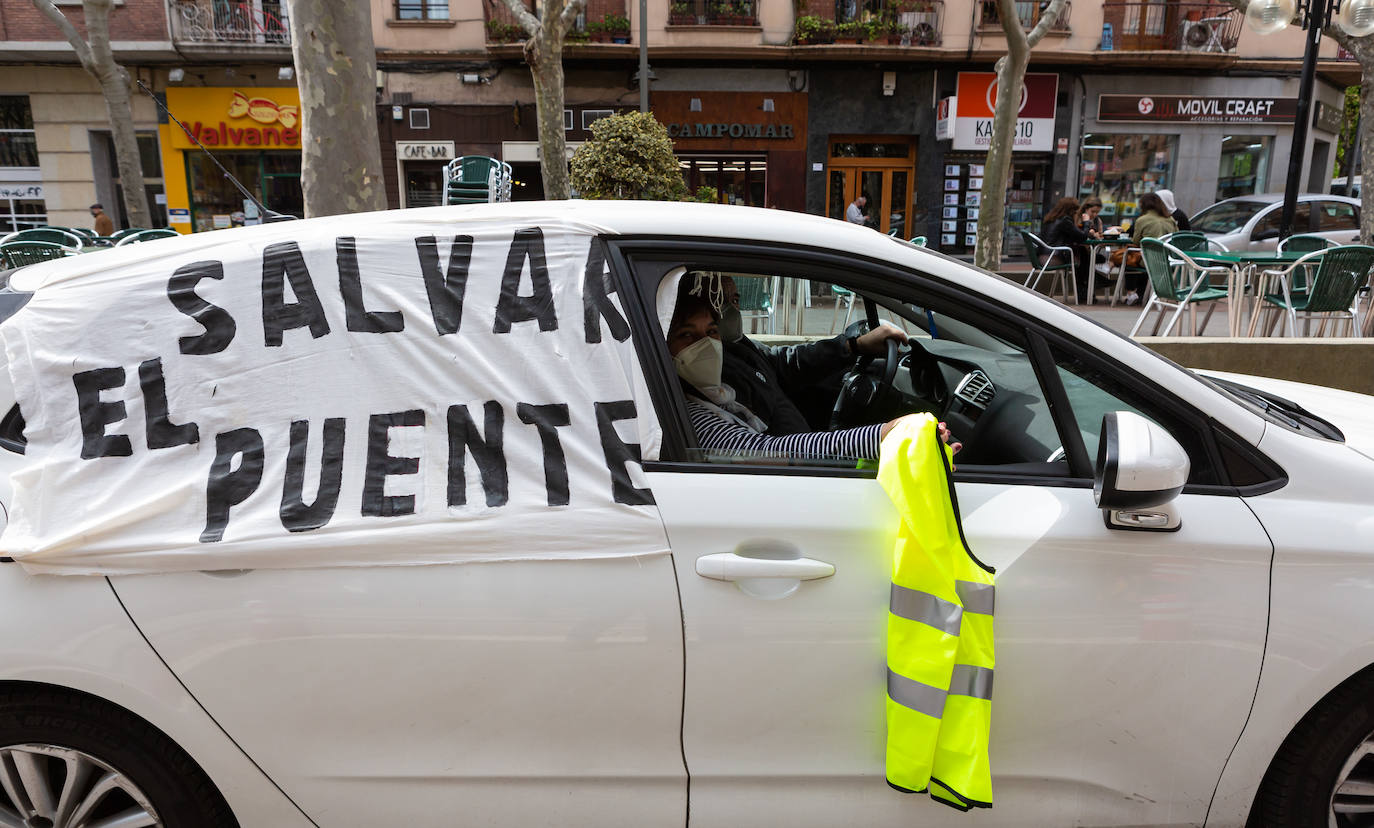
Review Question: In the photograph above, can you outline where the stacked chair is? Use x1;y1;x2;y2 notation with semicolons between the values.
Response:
443;156;513;205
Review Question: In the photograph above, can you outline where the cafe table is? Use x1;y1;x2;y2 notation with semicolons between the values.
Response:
1081;236;1135;306
1183;249;1306;336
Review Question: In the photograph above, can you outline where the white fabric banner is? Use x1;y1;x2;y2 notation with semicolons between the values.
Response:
1;209;668;574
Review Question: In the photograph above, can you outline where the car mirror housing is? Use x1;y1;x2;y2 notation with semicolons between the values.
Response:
1252;228;1280;241
1093;411;1190;511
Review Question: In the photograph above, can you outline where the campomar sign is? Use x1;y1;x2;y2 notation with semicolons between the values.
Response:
665;122;796;139
1097;95;1299;124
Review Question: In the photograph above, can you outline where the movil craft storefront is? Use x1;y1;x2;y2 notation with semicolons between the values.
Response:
159;87;304;233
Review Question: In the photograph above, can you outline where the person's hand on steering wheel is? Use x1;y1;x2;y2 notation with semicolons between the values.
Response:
848;323;908;356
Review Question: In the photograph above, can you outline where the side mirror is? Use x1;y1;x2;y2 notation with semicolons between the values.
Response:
1093;411;1189;511
1252;228;1280;241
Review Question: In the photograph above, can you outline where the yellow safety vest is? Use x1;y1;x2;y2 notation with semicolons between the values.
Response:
877;414;996;811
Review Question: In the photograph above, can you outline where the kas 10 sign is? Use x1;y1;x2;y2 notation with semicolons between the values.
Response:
951;72;1059;153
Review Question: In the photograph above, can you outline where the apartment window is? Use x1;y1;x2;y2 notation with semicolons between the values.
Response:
395;0;449;20
0;197;45;233
0;97;39;170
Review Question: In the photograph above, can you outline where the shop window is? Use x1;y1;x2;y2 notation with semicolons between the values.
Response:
395;0;448;20
97;132;166;227
404;162;446;207
187;151;301;232
0;96;39;170
679;155;766;206
0;198;45;233
1078;133;1177;222
935;152;1042;259
1215;136;1271;201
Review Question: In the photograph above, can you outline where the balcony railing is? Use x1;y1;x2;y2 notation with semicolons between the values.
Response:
172;0;291;45
669;0;757;26
978;0;1070;31
487;0;631;42
793;0;942;45
1100;2;1240;51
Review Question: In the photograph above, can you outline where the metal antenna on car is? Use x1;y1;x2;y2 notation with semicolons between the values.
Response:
135;80;297;224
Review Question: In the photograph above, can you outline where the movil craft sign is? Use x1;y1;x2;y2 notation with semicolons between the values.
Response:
1097;94;1299;124
949;73;1059;153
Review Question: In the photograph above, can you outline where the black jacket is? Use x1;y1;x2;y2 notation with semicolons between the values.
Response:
1041;216;1091;249
722;335;852;436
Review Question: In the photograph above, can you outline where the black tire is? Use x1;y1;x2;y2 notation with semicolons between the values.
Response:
1250;668;1374;827
0;684;237;828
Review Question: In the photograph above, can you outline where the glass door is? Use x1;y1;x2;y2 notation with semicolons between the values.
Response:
825;137;915;238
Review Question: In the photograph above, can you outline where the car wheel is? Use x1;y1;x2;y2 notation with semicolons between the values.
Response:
0;686;237;828
1250;670;1374;827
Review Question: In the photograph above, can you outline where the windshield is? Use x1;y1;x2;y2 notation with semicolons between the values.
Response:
1191;200;1267;234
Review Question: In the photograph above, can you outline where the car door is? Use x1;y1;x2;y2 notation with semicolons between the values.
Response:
615;243;1273;827
1247;202;1311;251
1312;199;1362;246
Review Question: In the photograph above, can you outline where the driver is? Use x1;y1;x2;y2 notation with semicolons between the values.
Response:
669;292;957;461
711;274;908;435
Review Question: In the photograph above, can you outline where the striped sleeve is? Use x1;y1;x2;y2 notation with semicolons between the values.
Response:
686;399;882;462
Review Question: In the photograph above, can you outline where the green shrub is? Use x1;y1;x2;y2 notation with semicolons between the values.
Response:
570;111;688;201
601;11;631;32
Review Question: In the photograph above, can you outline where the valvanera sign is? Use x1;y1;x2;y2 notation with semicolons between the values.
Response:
665;122;796;139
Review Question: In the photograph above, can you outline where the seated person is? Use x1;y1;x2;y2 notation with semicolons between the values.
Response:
707;274;907;435
667;292;957;462
1040;197;1101;303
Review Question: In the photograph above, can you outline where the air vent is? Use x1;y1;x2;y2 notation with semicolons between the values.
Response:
392;92;413;105
409;108;430;129
954;370;995;408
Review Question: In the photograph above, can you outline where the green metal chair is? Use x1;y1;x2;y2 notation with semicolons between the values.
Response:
1129;238;1230;336
0;228;83;250
1277;233;1334;254
109;228;149;242
0;241;74;269
443;156;512;204
909;235;927;247
1161;231;1227;253
114;228;180;246
1018;229;1077;304
1259;244;1374;337
733;275;773;334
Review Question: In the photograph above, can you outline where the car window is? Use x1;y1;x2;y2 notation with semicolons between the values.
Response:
1191;200;1265;234
1252;202;1310;238
1315;201;1359;232
646;265;1066;476
1052;346;1220;485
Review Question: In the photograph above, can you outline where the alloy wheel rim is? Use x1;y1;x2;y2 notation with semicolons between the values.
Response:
0;744;161;828
1332;733;1374;827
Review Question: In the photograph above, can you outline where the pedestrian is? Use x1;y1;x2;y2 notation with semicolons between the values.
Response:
846;194;868;226
1154;189;1190;231
89;203;114;237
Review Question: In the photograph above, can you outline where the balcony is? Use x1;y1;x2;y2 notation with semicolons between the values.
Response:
171;0;292;47
669;0;758;26
792;0;942;45
978;0;1070;32
1100;2;1240;51
486;0;631;43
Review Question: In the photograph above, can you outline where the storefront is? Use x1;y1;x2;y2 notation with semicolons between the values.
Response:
0;95;45;232
395;140;455;208
158;86;303;233
1073;79;1339;222
934;72;1060;258
653;91;808;212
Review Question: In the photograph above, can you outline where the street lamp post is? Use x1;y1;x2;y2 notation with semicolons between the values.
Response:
1245;0;1374;239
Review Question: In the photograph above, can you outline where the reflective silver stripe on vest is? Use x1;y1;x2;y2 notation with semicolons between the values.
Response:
890;584;963;636
955;580;996;615
888;669;948;719
948;664;994;700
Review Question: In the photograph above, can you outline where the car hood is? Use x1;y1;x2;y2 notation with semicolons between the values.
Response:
1198;370;1374;461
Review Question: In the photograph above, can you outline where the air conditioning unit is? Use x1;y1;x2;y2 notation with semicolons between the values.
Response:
1179;18;1225;52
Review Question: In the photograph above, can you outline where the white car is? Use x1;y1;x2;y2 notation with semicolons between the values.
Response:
0;201;1370;828
1190;192;1362;251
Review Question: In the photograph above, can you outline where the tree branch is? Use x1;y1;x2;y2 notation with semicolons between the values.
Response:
500;0;542;37
1025;0;1069;48
558;0;586;34
31;0;95;70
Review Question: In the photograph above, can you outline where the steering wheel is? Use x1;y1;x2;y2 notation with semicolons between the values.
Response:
829;336;900;430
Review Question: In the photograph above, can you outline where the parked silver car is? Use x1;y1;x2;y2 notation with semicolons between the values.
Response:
1190;193;1361;251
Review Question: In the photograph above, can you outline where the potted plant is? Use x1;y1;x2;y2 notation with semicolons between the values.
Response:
669;0;696;24
587;19;610;41
730;0;754;23
834;19;864;42
601;11;631;41
793;13;822;42
882;18;907;43
566;25;590;42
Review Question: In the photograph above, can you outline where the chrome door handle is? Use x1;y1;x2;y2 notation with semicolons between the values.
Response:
696;552;835;582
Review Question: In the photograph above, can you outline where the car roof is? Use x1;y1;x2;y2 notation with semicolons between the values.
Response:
1205;193;1360;207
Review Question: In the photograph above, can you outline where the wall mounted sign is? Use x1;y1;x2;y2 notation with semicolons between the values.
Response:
397;141;456;160
0;184;42;200
1313;101;1344;135
951;73;1058;153
935;97;954;141
1098;94;1298;124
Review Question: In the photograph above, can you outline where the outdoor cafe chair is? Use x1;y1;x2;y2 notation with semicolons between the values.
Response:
114;228;180;246
0;241;74;269
1277;233;1334;255
1162;231;1228;253
1256;244;1374;337
1018;229;1076;304
735;274;774;334
909;235;927;247
1128;238;1230;337
0;227;83;251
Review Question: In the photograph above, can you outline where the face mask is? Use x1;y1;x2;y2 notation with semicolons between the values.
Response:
673;336;723;391
717;305;744;343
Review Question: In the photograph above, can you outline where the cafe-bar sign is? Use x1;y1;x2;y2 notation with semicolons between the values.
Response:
1098;94;1298;124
